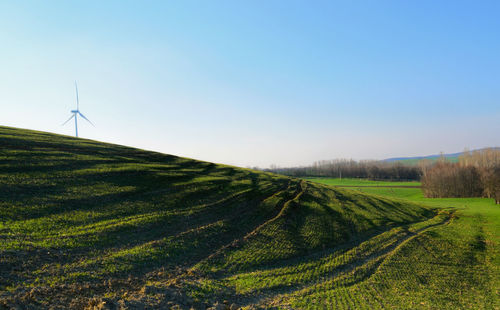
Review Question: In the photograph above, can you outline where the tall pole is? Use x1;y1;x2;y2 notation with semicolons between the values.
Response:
75;81;79;137
75;81;79;111
74;113;78;137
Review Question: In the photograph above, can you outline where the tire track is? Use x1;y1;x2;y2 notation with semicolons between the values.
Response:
247;211;454;308
191;180;306;273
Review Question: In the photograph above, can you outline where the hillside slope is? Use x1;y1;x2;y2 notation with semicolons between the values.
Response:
383;147;500;165
0;126;438;309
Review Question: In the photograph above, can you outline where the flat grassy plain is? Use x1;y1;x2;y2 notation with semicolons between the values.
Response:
0;127;498;309
305;177;421;187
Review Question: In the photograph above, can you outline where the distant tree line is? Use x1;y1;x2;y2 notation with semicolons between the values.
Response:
267;159;421;181
421;149;500;204
266;148;500;204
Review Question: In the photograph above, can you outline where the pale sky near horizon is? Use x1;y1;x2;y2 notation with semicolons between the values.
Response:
1;1;499;168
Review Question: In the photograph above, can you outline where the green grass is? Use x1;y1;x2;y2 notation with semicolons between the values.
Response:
0;126;498;309
305;177;421;187
304;178;500;309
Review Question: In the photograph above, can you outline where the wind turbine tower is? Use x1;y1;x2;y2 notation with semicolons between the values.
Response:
62;81;94;137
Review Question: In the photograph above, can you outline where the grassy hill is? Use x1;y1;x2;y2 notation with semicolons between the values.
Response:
382;148;500;165
1;126;496;309
384;153;461;165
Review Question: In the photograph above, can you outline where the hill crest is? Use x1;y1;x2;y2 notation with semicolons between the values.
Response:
0;126;436;309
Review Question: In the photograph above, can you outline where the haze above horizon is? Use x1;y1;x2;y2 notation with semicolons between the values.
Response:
1;1;499;168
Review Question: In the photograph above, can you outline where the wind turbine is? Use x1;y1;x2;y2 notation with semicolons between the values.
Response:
62;81;94;137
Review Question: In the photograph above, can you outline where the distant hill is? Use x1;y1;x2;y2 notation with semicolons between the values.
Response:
0;126;435;309
384;147;500;165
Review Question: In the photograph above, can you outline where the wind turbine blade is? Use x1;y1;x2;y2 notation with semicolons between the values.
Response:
75;81;79;110
78;112;94;126
62;114;75;126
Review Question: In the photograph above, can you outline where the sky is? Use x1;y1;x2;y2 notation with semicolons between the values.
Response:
1;1;499;168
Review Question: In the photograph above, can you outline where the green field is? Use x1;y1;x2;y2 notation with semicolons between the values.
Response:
308;177;500;309
305;177;421;187
1;126;499;309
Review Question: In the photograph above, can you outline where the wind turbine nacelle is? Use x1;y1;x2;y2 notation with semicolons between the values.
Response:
71;110;79;113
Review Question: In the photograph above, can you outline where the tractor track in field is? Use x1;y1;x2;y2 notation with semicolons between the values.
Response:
245;210;454;308
118;181;308;309
190;180;306;273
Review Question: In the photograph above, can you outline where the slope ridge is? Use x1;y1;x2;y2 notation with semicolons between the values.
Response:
0;126;435;309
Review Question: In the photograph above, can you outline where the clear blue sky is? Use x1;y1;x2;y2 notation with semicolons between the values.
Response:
1;1;499;167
